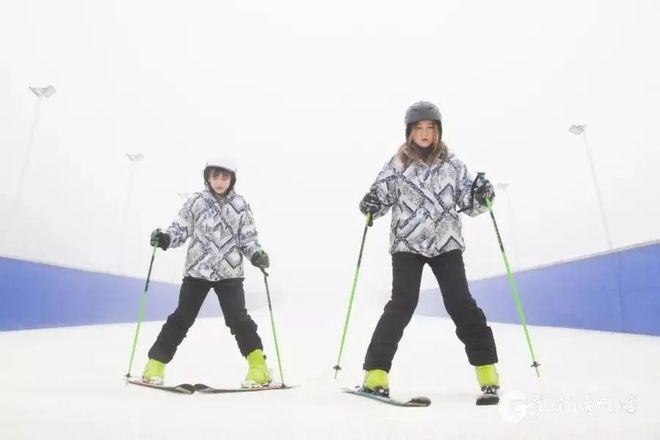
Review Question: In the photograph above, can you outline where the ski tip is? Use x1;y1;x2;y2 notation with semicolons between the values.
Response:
409;396;432;406
176;384;196;394
475;395;500;406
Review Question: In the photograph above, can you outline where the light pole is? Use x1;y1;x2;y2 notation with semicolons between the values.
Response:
569;124;613;250
15;85;56;205
118;153;144;272
496;182;520;266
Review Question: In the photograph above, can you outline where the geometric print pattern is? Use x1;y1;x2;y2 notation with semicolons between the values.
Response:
368;151;488;258
165;189;262;281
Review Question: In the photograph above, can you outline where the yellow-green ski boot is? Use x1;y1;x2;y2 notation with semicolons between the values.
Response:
475;364;500;406
242;349;271;388
362;369;389;397
142;359;165;385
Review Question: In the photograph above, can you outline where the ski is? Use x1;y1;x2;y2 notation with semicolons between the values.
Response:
475;385;500;406
126;378;195;394
194;383;296;394
343;387;431;407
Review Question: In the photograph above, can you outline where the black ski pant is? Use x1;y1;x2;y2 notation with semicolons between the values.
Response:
148;276;263;363
363;250;498;372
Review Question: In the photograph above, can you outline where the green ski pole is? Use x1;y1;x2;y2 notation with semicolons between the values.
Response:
260;268;287;387
485;196;541;377
124;240;159;382
333;213;372;379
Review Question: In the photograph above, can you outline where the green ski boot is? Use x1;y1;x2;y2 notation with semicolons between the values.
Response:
362;369;389;397
475;364;499;388
475;364;500;405
242;349;271;388
142;359;165;385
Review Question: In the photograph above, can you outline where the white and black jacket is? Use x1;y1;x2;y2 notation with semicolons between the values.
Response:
368;151;488;257
164;189;263;281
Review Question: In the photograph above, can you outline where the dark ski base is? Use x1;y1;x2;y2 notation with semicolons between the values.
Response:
343;387;431;407
127;378;195;394
194;383;296;394
476;386;500;406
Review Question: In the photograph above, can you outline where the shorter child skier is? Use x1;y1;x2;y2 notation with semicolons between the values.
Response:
143;155;272;388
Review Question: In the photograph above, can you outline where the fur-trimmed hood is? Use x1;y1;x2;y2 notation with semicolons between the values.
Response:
395;140;450;170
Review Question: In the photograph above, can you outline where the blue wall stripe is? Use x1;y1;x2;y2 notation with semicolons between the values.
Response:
0;257;220;331
2;243;658;335
416;242;660;336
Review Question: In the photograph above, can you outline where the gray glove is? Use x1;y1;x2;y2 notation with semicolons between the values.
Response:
251;250;270;269
150;229;170;250
359;191;381;215
474;179;495;205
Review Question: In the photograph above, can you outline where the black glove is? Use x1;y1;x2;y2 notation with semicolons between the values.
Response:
150;229;171;250
251;250;270;269
359;191;381;215
474;178;495;205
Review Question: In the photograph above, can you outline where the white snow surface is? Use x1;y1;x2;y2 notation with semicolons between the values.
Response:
1;296;658;440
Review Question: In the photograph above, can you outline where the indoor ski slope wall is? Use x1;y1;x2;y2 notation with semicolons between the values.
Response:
1;241;658;335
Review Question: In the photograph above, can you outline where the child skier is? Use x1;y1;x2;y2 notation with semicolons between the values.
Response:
143;156;272;388
358;101;500;399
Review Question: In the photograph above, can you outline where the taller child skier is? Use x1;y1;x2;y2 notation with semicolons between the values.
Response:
358;101;500;398
143;156;272;388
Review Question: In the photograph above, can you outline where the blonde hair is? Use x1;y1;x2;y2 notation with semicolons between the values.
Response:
396;123;448;168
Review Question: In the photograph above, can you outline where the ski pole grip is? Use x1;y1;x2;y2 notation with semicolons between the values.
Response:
458;172;487;213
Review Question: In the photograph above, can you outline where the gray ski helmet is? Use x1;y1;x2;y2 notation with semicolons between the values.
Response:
405;101;442;138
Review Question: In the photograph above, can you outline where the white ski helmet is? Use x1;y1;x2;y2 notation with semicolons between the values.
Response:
205;155;237;174
204;155;237;192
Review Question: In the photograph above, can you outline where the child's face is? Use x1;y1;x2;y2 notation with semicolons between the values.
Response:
411;120;436;148
208;170;232;194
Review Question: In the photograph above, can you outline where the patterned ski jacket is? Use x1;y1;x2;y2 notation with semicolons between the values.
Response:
367;149;488;257
164;189;263;281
